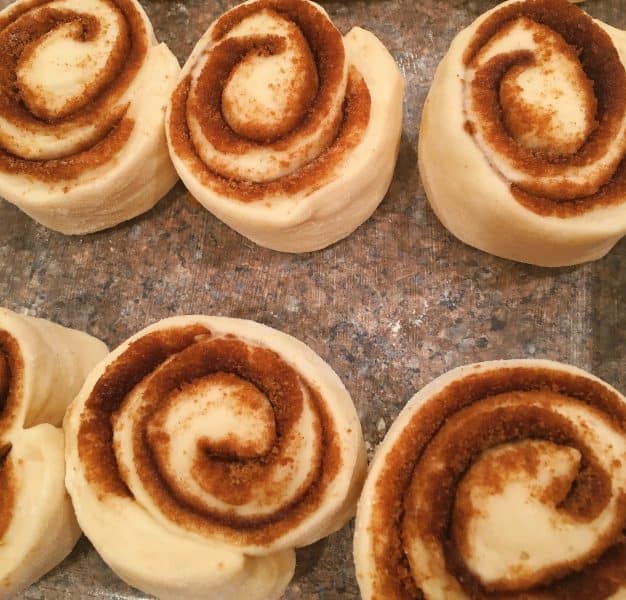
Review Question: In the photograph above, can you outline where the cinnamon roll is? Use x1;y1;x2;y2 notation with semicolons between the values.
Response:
419;0;626;266
64;316;366;599
354;359;626;600
166;0;403;253
0;0;180;234
0;308;107;598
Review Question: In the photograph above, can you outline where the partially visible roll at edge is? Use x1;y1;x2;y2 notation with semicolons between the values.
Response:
16;45;180;235
354;359;626;600
418;0;626;267
65;315;366;599
0;308;108;599
0;0;181;235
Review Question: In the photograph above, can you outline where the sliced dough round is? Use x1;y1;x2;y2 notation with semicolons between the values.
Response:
166;0;404;252
0;308;108;599
419;0;626;266
355;359;626;599
0;0;180;234
65;315;366;600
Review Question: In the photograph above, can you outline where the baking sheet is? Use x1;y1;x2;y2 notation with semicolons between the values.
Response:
1;0;624;597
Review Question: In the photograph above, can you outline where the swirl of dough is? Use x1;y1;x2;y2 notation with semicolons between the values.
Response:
0;308;107;599
166;0;403;252
354;360;626;600
65;316;366;600
0;0;180;234
419;0;626;266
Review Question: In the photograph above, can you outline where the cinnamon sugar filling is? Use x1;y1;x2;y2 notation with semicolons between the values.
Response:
192;32;318;149
0;116;132;182
0;331;22;436
369;367;626;599
197;0;344;152
0;330;22;547
0;443;14;543
0;354;9;420
78;325;209;497
462;0;626;216
0;0;148;178
169;0;371;199
170;68;370;202
77;325;342;546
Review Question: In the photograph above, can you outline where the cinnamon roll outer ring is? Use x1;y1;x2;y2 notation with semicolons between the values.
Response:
0;309;108;599
166;25;404;253
418;2;626;267
65;316;366;600
0;44;180;235
353;359;626;600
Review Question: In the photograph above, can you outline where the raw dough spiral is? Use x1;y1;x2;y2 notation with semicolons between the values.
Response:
0;0;180;234
166;0;403;252
355;359;626;600
0;308;107;599
65;315;366;600
419;0;626;266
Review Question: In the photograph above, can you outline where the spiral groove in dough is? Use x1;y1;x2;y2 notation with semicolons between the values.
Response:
65;316;366;600
0;0;180;234
419;0;626;266
0;308;107;599
166;0;403;252
354;360;626;600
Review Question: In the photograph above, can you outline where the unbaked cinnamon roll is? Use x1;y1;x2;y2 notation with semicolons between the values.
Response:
354;359;626;600
419;0;626;266
0;0;180;234
0;308;107;599
166;0;403;253
65;316;366;600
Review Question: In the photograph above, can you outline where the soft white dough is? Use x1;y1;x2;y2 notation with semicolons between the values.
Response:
166;0;404;253
0;308;108;599
0;0;181;235
65;315;367;600
418;1;626;267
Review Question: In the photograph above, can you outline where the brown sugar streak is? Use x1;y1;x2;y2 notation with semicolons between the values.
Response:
0;116;133;182
0;329;23;546
137;339;327;537
0;331;23;436
198;29;318;146
462;0;626;215
77;325;343;547
0;0;148;178
0;354;9;419
405;395;618;594
169;67;370;202
192;0;344;154
0;446;14;544
78;325;210;497
368;366;626;599
512;160;626;217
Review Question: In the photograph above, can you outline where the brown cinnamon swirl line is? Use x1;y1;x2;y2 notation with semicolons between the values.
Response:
166;0;403;252
418;0;626;266
65;316;366;600
0;336;18;555
354;360;626;600
464;0;626;211
0;0;180;234
0;308;107;599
